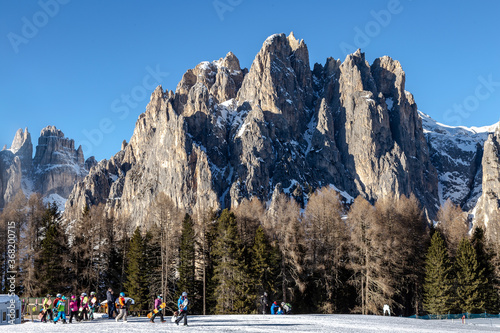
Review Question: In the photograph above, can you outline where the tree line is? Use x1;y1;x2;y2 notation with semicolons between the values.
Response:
0;188;498;316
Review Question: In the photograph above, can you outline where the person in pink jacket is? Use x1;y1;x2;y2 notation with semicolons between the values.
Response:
69;295;80;323
150;295;166;323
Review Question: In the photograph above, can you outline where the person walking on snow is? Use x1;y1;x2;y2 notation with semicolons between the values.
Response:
79;292;89;321
69;295;80;323
106;287;115;319
40;294;53;322
260;292;269;314
115;292;128;322
174;291;189;326
52;293;62;318
53;296;67;324
150;294;166;323
89;291;99;320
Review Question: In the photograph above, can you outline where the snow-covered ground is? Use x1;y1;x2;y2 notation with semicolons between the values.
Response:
9;313;500;332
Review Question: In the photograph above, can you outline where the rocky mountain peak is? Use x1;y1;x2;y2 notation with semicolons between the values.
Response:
11;128;31;153
8;127;33;174
0;125;92;210
237;32;313;136
40;125;64;138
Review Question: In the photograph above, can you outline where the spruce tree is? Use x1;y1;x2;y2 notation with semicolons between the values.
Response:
35;202;69;294
194;207;218;315
455;238;487;313
212;209;250;313
251;226;279;304
471;227;499;313
178;213;196;311
125;227;149;311
423;231;454;315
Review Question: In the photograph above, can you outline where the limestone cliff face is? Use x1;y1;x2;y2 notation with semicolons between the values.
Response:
64;32;446;227
33;126;88;198
0;126;93;210
313;50;439;213
474;127;500;228
0;128;31;207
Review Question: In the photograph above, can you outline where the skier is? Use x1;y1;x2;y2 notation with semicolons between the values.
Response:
260;292;269;314
40;294;53;323
69;295;80;323
150;294;166;323
53;296;67;324
106;287;115;319
174;291;189;326
79;292;89;321
115;292;128;322
270;301;279;314
89;291;99;320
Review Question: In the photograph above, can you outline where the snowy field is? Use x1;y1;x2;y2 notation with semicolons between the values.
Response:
7;313;500;332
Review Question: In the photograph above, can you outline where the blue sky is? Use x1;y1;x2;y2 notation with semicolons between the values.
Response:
1;0;499;161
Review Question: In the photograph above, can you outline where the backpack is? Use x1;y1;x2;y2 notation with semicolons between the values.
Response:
126;299;133;308
53;298;60;308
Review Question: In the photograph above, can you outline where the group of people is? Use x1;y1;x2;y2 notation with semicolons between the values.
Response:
260;292;292;315
105;287;190;326
40;292;99;324
148;291;189;326
105;288;130;322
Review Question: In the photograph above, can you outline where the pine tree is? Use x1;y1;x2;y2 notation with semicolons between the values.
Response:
125;227;149;311
251;225;280;305
394;195;428;316
212;209;250;313
35;202;69;294
178;213;196;309
423;231;454;315
455;238;487;313
194;206;218;315
471;227;499;313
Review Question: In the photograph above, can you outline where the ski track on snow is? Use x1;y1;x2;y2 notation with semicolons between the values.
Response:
8;313;500;332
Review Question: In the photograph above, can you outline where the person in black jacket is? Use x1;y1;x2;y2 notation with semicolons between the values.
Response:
260;292;269;314
106;288;115;319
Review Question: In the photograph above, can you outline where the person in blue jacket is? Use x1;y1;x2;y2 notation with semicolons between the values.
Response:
270;301;279;314
175;291;189;326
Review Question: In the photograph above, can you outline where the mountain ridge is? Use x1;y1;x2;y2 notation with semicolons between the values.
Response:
1;33;498;232
62;32;473;227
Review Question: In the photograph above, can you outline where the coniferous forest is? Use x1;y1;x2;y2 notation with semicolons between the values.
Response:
1;187;499;316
